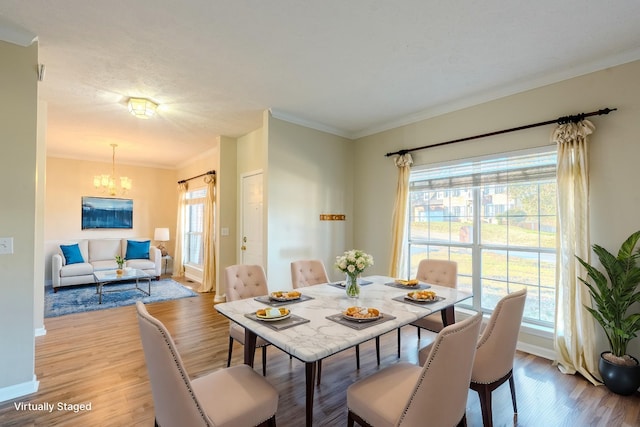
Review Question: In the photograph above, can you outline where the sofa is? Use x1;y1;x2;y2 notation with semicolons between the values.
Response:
52;238;162;291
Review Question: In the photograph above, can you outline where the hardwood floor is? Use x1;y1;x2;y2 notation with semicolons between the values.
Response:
1;286;638;427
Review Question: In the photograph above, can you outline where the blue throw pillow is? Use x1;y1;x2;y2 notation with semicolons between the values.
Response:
60;243;84;265
125;240;150;260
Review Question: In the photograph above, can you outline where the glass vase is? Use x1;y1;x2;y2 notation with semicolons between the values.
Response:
345;273;360;299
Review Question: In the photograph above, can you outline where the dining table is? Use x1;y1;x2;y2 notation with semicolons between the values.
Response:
214;274;473;427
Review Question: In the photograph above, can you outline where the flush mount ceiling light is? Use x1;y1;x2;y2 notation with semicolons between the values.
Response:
127;97;158;119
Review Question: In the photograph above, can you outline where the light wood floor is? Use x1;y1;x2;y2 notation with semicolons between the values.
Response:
1;284;639;427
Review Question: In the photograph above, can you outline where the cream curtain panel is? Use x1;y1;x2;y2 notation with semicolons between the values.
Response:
389;153;413;278
199;175;217;293
553;120;600;385
172;182;188;279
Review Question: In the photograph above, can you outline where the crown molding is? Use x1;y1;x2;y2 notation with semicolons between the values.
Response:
269;108;353;139
352;49;640;140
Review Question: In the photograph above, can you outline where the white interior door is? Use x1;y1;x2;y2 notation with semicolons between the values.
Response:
240;171;263;266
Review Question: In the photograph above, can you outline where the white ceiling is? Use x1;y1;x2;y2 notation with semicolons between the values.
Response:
1;1;640;169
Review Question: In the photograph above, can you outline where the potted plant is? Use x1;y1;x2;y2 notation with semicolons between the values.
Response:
576;230;640;395
115;255;125;275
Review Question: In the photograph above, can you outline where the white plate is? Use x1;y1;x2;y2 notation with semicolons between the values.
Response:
342;313;382;322
269;292;301;302
256;309;291;321
405;294;444;303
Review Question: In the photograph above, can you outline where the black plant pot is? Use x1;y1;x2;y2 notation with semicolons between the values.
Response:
598;352;640;395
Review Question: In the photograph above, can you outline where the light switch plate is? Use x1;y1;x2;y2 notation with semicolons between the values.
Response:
0;237;14;255
221;227;229;236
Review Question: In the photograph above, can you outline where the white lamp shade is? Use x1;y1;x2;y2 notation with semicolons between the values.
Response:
154;228;170;241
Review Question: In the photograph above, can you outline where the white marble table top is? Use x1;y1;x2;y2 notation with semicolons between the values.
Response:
214;275;472;363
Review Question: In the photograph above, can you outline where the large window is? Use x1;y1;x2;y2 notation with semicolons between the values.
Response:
407;148;557;326
184;188;207;267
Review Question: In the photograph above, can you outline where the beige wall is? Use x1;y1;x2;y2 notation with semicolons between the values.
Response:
354;59;640;358
0;40;39;400
215;136;237;301
44;157;177;281
266;115;354;287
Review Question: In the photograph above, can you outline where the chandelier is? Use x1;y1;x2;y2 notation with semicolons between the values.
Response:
93;144;132;196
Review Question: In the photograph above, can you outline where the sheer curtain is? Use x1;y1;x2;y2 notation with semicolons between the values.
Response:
553;120;600;384
389;153;413;277
198;175;216;293
172;182;188;279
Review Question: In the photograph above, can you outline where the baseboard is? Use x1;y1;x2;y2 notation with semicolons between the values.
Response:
517;341;555;361
0;375;39;403
213;294;226;303
35;327;47;337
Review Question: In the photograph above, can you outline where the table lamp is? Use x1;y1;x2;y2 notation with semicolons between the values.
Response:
154;227;170;256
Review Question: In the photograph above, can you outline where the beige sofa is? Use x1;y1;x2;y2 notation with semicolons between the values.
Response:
52;238;161;291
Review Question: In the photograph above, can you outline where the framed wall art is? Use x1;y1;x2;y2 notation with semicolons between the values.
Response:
81;196;133;229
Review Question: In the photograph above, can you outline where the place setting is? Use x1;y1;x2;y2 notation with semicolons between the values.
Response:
327;278;374;289
392;289;446;308
254;290;314;307
244;306;310;331
326;305;396;330
384;278;432;290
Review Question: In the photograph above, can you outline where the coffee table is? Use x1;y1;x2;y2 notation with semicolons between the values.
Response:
93;269;151;304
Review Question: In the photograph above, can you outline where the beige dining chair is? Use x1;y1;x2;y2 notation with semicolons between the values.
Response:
291;259;330;289
225;264;272;376
290;259;381;385
469;288;527;427
136;301;278;427
417;289;527;427
347;311;482;427
397;259;458;357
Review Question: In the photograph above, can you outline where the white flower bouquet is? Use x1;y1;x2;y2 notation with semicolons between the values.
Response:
335;249;374;298
335;249;374;277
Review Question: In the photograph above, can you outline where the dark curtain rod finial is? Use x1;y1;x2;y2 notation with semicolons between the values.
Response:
385;107;617;157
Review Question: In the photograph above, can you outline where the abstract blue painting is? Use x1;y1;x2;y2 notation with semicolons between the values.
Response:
82;197;133;229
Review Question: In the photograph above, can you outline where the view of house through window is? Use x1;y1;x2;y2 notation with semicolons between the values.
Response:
184;187;207;267
406;148;557;326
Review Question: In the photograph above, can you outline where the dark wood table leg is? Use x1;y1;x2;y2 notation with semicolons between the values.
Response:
244;328;257;368
305;361;317;427
441;306;455;326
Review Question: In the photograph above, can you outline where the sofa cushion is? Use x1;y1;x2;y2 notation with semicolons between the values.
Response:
126;258;155;270
60;262;93;277
91;260;118;271
89;239;122;262
60;243;85;265
125;240;150;260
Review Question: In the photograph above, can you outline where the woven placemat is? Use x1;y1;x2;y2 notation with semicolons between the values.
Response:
384;282;431;290
325;312;396;330
254;294;314;307
327;279;373;290
244;313;310;331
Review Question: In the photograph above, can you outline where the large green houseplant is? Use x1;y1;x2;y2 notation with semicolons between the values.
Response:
576;230;640;394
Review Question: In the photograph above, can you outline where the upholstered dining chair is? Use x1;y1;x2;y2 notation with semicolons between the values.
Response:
469;288;527;427
291;259;330;289
347;312;482;427
135;301;278;427
225;264;272;376
397;259;458;357
290;259;381;385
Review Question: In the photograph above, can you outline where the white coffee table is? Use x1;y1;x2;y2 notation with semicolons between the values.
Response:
93;269;151;304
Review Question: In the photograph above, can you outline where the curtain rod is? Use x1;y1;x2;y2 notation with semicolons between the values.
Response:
384;107;617;157
177;170;216;184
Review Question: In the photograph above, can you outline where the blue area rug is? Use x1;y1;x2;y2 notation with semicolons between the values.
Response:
45;279;198;318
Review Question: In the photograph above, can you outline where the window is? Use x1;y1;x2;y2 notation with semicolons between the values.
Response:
184;188;207;267
407;148;557;326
